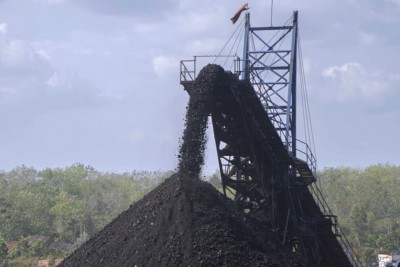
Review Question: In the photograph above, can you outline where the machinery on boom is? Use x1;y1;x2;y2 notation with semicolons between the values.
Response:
180;6;363;267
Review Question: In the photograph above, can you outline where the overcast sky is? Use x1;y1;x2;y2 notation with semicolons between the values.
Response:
0;0;399;174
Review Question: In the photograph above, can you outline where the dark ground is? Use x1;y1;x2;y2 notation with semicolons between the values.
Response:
60;65;302;267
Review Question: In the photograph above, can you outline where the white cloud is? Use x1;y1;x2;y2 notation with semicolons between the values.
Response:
152;55;178;78
321;62;398;104
45;70;93;94
0;36;52;80
0;22;7;34
0;27;100;110
35;49;51;60
46;72;61;87
0;26;54;112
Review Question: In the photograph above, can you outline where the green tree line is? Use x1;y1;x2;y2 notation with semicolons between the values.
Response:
0;163;399;266
0;163;172;265
318;164;400;265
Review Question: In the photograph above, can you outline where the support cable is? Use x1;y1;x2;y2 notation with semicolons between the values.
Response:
213;16;246;64
298;30;317;167
227;20;244;67
297;30;363;267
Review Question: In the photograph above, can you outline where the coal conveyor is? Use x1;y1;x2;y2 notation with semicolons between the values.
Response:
180;8;363;267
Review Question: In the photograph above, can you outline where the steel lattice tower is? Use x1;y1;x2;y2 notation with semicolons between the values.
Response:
180;9;363;267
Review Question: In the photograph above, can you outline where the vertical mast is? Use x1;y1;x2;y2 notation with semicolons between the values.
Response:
287;11;298;156
242;12;250;81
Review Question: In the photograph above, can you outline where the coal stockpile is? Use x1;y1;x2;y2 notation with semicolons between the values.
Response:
60;65;301;267
60;174;296;267
177;64;226;178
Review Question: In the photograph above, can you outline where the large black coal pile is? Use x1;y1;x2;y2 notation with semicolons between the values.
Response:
60;174;298;267
60;65;301;267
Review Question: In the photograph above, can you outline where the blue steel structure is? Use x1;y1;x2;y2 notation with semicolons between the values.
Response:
241;11;299;161
180;9;363;267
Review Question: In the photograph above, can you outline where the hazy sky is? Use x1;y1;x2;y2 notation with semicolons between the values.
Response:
0;0;399;174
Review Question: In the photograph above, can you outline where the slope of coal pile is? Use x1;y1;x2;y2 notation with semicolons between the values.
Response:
178;64;226;178
60;174;296;267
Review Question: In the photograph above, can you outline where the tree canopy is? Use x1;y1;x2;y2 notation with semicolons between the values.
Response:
0;163;399;266
318;164;400;265
0;164;172;263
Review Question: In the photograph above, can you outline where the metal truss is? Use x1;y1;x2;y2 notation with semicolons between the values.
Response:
239;12;298;157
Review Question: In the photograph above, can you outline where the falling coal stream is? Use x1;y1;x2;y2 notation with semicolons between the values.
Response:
177;64;222;178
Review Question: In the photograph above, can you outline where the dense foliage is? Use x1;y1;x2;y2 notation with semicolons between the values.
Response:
0;163;399;266
318;164;400;265
0;164;171;264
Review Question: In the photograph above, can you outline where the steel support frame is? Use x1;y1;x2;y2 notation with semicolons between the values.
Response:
180;10;360;266
241;11;298;156
212;101;278;227
210;79;312;262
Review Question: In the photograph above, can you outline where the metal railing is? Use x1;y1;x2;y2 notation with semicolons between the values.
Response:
180;55;241;83
180;59;196;82
309;183;364;267
290;138;317;173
